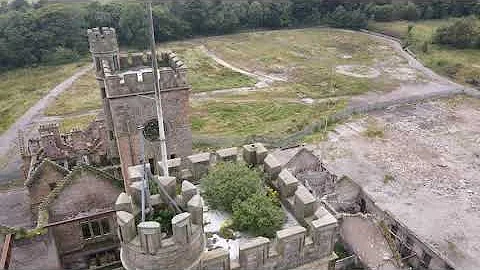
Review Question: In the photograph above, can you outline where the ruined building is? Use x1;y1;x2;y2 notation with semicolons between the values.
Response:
88;27;192;183
10;27;193;270
19;121;107;179
20;27;193;185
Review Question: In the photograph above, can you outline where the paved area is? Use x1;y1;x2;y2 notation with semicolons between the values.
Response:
0;188;33;228
312;96;480;269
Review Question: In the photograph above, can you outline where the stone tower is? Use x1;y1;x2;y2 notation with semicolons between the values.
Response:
87;27;192;186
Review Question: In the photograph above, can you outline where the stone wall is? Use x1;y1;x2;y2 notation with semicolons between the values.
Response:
87;27;192;184
116;144;339;270
320;165;455;270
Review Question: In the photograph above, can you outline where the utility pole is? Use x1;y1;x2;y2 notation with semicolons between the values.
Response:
146;0;169;177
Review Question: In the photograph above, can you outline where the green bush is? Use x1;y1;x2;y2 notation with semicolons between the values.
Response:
232;193;285;238
42;47;81;65
201;162;263;212
219;219;235;239
150;209;175;235
329;6;367;30
433;17;479;48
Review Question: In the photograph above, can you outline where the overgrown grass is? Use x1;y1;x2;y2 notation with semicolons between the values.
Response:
59;114;96;133
0;62;88;134
160;42;256;92
384;174;394;184
45;69;101;116
368;19;480;87
191;99;345;139
204;28;407;97
363;119;385;138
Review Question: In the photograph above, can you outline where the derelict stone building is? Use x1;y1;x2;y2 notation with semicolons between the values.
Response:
88;27;192;183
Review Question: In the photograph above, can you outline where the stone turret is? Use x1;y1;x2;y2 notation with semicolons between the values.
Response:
88;27;193;185
87;27;119;55
116;165;206;270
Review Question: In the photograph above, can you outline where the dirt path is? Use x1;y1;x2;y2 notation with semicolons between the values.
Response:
0;65;92;182
199;45;287;88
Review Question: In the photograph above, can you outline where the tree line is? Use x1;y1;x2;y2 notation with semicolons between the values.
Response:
1;0;480;69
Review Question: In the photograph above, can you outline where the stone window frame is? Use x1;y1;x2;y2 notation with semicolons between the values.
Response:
81;218;112;240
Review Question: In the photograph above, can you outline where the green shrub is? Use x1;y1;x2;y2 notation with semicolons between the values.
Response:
433;17;479;49
150;209;175;235
232;193;285;238
201;162;263;212
42;47;81;65
219;219;235;239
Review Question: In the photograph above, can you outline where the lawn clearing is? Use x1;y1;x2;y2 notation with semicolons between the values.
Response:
0;62;88;134
203;28;420;97
191;99;345;139
45;69;101;116
368;19;480;87
160;41;257;92
59;114;97;133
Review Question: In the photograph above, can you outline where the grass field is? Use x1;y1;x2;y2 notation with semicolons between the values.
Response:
191;99;345;139
203;28;413;98
368;19;480;87
45;69;101;116
0;62;88;134
41;27;431;149
59;114;97;133
161;41;257;92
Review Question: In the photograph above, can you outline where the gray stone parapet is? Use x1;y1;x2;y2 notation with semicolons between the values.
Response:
87;27;118;54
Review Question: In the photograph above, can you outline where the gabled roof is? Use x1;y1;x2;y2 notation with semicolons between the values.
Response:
36;164;123;227
24;159;70;187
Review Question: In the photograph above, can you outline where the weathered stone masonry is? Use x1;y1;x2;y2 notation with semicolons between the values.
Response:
88;27;192;185
115;143;338;270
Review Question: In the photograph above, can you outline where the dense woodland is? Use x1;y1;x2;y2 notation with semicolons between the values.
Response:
1;0;480;69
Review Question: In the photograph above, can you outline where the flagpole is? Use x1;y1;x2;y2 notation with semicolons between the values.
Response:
146;0;169;177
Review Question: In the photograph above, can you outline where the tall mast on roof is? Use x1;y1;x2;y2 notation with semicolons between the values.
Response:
146;0;169;177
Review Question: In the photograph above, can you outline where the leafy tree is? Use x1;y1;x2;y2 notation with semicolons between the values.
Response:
374;4;394;22
404;2;419;21
183;0;209;34
118;3;148;49
0;11;37;67
232;193;285;238
329;6;367;30
263;2;291;29
423;6;435;19
85;2;115;29
33;4;87;61
153;6;191;42
247;1;264;28
201;162;263;212
8;0;30;12
433;17;479;48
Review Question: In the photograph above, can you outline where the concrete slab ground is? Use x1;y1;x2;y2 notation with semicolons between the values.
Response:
0;188;33;228
340;215;400;270
311;96;480;269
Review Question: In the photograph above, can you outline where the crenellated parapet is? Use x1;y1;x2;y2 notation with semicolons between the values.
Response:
115;144;338;270
87;27;118;54
116;164;206;270
100;51;188;98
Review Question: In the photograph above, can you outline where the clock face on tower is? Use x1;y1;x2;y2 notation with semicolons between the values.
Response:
143;119;159;141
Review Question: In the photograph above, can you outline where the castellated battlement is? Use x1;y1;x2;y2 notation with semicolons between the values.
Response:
115;144;338;270
101;52;188;98
87;27;118;54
